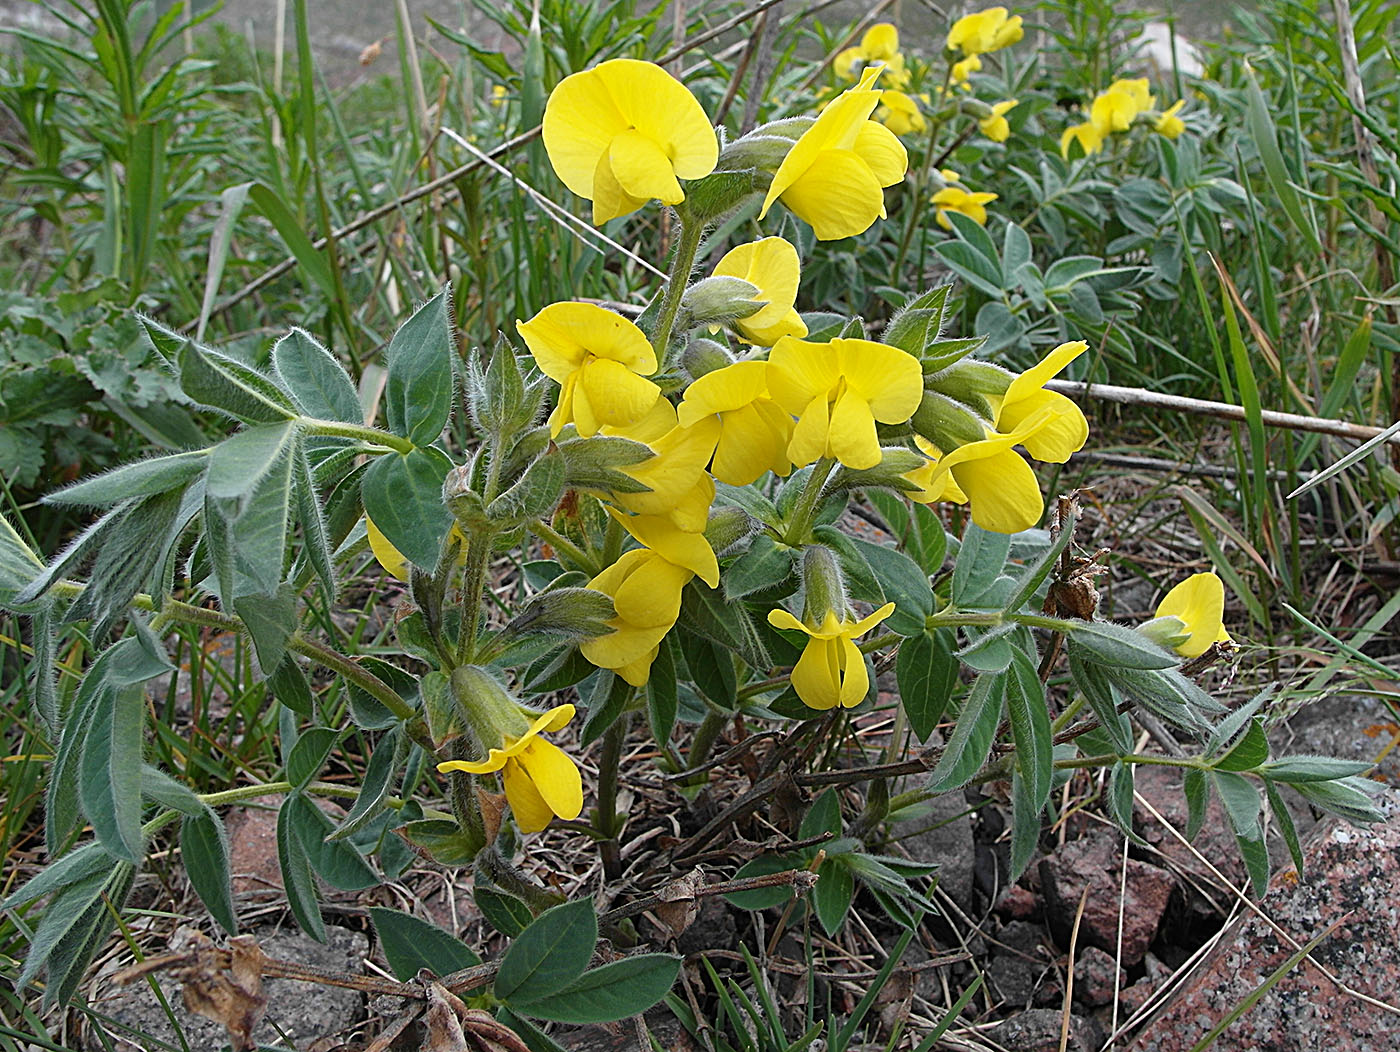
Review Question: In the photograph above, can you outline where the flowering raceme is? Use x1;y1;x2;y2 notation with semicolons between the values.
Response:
766;336;924;470
517;302;659;437
1061;78;1156;158
931;183;998;228
768;603;896;709
711;238;808;346
759;66;908;241
978;99;1018;142
541;58;718;224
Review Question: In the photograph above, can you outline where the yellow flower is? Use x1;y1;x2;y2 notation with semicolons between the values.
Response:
979;99;1018;143
541;58;718;224
920;427;1045;533
516;301;659;438
877;90;927;136
438;702;583;834
951;54;982;86
767;603;896;709
1092;77;1154;133
581;547;694;685
901;436;969;504
711;238;809;346
1154;99;1186;139
1060;120;1106;158
608;507;719;587
676;360;795;486
759;66;908;241
1153;572;1232;658
490;84;508;107
606;400;721;533
835;23;901;80
986;340;1089;463
931;184;998;228
766;336;924;470
947;7;1024;56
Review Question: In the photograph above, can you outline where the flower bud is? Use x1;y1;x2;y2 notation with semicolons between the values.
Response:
1137;615;1190;653
801;545;847;624
682;337;734;380
555;434;655;495
910;389;990;452
680;169;765;221
504;586;616;641
926;359;1012;418
703;504;754;554
828;446;929;495
683;276;765;326
445;463;492;532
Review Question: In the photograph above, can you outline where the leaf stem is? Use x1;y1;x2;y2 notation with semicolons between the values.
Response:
299;417;414;454
783;457;837;544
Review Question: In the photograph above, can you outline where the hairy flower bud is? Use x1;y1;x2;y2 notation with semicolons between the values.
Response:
682;276;765;326
910;389;991;452
703;504;754;554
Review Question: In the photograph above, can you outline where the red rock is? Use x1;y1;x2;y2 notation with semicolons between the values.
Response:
1134;765;1247;900
995;883;1039;920
1074;946;1125;1007
1039;830;1174;966
1132;792;1400;1052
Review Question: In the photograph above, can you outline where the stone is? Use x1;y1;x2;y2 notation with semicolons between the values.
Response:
892;781;976;913
1134;765;1247;903
1073;946;1125;1007
82;924;368;1051
995;883;1039;920
1039;830;1174;966
1131;790;1400;1052
986;921;1055;1010
984;1008;1100;1052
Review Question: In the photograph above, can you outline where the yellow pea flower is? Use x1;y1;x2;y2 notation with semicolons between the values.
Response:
877;90;927;136
931;184;998;228
920;427;1045;533
947;6;1024;56
766;336;924;471
437;698;583;834
541;58;719;224
676;360;795;486
608;506;718;588
1154;100;1186;139
1153;572;1232;658
901;436;969;504
767;602;896;709
759;66;909;241
986;340;1089;463
711;238;809;346
581;547;694;686
835;23;901;80
1060;120;1107;158
1092;77;1155;133
607;402;721;533
979;99;1018;142
516;301;659;438
951;53;982;87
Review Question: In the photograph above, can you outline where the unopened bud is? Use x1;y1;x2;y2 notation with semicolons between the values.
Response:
801;545;847;624
910;390;990;451
681;169;765;222
555;435;655;495
1137;615;1190;652
683;276;765;326
704;504;754;554
445;464;491;532
683;338;734;380
505;586;616;641
829;447;928;494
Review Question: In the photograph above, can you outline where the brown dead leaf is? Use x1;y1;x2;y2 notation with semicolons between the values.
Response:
477;787;507;847
423;982;470;1052
651;867;706;938
359;39;384;65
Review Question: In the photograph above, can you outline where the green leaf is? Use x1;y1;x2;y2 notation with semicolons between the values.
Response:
813;858;855;936
234;583;298;674
292;445;336;600
273;328;362;423
268;655;314;716
582;671;632;746
1106;761;1137;841
285;726;342;790
175;337;298;423
1004;511;1077;612
956;623;1018;673
951;525;1010;607
182;810;237;935
927;671;1005;792
677;632;736;711
488;450;566;524
1244;66;1319;253
394;818;482;866
896;630;956;742
723;534;796;600
205;421;298;603
477;885;535;936
1183;767;1209;841
247;182;337;302
1007;766;1041;882
329;726;404;841
1212;771;1262;839
1069;621;1179;669
44;450;209;507
646;636;678;747
509;954;682;1023
276;795;326;941
1;841;112;911
79;681;146;862
494;898;597;1002
347;656;419;730
369;906;481;981
1213;718;1269;772
1005;648;1051;812
1262;779;1304;875
361;446;455;570
0;511;43;608
724;855;799;910
1067;644;1133;753
384;288;454;446
1258;756;1374;783
850;538;932;636
800;789;842;841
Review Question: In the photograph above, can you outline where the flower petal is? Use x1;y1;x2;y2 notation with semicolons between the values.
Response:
853;121;908;187
837;635;869;708
678;360;771;422
541;68;629;198
827;387;882;469
774;149;887;241
518;738;584;822
577;358;662;434
611;509;719;587
792;636;842;710
835;339;923;422
767;607;813;635
949;444;1044;534
609;128;685;204
502;758;558;833
593;58;718;180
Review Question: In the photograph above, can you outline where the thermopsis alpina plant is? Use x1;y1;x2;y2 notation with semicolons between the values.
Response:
0;38;1382;1046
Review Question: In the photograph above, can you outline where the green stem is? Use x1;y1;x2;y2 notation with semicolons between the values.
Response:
289;634;417;722
648;212;706;364
529;520;594;571
1050;695;1086;735
477;847;565;914
300;418;413;454
783;457;837;544
1057;753;1208;772
685;709;729;773
456;531;491;665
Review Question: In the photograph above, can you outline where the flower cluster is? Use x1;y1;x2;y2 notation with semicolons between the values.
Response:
1061;77;1186;157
